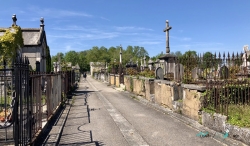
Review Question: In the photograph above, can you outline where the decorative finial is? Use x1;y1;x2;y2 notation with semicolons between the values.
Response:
40;17;45;28
12;14;17;26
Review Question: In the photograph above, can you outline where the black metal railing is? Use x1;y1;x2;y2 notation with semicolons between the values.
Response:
0;55;76;146
175;52;250;115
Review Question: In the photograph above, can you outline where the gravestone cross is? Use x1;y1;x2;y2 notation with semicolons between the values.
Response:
163;20;172;54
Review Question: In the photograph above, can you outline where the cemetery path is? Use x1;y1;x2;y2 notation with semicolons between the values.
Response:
58;76;228;146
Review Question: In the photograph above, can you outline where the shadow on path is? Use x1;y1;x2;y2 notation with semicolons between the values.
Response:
59;87;105;146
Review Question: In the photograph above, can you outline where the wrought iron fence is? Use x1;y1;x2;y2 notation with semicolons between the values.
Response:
176;52;250;115
0;56;76;145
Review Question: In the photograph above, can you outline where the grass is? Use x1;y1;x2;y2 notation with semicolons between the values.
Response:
227;104;250;128
202;104;250;128
202;104;216;115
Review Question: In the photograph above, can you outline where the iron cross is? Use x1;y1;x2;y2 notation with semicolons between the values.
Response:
163;20;172;54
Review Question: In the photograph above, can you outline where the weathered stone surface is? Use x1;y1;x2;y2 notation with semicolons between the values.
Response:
115;74;120;87
161;84;173;109
110;74;115;85
182;84;206;91
145;79;154;101
182;89;202;121
202;112;250;145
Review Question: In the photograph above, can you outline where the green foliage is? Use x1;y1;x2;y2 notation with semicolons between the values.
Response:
202;83;250;127
179;50;198;83
139;68;155;78
151;52;163;61
130;77;133;92
126;68;138;76
0;26;24;65
64;51;79;66
51;52;65;71
52;45;148;72
171;51;183;58
227;105;250;128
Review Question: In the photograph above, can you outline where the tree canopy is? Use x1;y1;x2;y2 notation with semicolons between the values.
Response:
51;45;149;72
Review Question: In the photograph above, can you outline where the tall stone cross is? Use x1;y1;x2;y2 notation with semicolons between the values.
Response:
163;20;172;54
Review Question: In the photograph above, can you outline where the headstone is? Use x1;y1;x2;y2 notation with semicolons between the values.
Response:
175;64;184;81
191;67;199;79
155;67;164;80
191;67;202;79
219;65;229;79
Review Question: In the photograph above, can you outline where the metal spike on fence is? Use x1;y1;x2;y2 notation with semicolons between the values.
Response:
219;52;221;58
232;52;235;60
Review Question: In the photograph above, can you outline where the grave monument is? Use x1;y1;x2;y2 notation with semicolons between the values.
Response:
157;20;177;80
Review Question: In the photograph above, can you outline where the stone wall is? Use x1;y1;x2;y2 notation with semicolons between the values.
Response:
110;74;115;85
154;80;175;109
124;76;132;92
181;84;205;121
202;112;250;145
145;79;154;101
115;74;120;87
132;78;146;96
124;76;154;97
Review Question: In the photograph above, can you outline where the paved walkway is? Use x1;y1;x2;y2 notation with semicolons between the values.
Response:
41;75;246;146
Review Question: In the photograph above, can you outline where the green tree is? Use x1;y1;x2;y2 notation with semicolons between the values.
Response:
51;52;64;71
171;51;183;58
78;50;90;72
64;51;79;66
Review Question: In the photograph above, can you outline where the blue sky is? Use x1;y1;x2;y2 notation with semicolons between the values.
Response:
1;0;250;57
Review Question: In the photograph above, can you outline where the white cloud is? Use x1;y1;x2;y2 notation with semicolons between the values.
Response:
100;17;110;21
27;6;92;18
114;26;153;31
182;37;192;41
47;31;119;40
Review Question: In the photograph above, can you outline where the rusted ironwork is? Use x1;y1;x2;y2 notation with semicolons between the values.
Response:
0;55;76;145
175;52;250;116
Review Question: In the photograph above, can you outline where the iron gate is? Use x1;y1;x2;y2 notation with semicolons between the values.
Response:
0;56;31;146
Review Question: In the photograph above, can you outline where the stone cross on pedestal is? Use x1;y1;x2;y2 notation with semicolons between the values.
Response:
163;20;172;54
